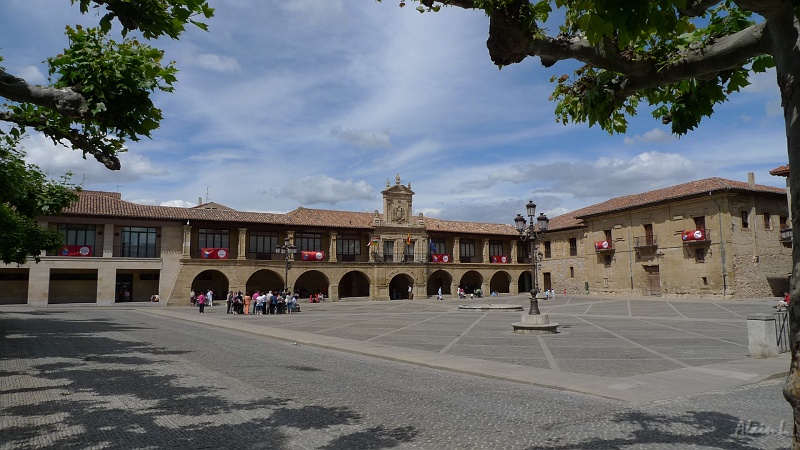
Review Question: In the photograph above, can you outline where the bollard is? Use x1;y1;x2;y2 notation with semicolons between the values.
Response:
747;313;779;358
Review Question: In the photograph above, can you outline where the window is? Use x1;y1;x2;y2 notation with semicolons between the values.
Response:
741;211;749;228
58;224;96;246
199;228;229;249
430;238;446;254
121;226;158;257
489;240;504;257
603;254;612;266
569;266;575;278
405;240;415;262
460;240;476;257
781;216;789;229
139;273;160;281
336;235;361;255
543;241;552;258
604;229;612;242
249;231;278;259
296;233;321;252
383;241;394;262
763;213;771;230
693;216;706;230
695;248;705;262
643;224;654;246
569;238;577;256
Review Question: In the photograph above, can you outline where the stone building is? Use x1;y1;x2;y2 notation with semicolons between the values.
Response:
540;176;791;298
0;175;790;305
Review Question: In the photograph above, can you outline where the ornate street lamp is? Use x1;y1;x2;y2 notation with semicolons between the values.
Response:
515;201;549;315
275;237;298;292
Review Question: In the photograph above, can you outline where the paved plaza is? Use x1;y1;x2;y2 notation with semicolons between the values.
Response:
1;294;794;449
148;294;791;403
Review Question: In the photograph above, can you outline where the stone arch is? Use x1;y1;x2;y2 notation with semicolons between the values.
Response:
339;271;371;298
459;270;483;294
489;271;512;294
427;270;453;296
389;273;413;300
191;270;230;302
245;269;283;295
293;270;330;299
518;272;532;294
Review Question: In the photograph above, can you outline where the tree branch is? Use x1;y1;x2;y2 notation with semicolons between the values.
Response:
0;111;121;170
0;69;88;118
613;22;771;98
678;0;723;17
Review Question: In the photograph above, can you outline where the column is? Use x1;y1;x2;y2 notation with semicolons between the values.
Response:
238;228;247;260
102;223;114;258
482;239;489;263
28;265;49;306
287;231;296;261
395;238;403;262
182;224;192;257
329;232;338;262
511;240;518;262
453;237;460;263
97;265;115;306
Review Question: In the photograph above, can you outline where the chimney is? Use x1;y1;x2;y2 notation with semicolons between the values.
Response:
198;196;203;206
748;172;755;188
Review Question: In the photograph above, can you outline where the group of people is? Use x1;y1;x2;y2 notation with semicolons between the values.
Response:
225;290;299;315
543;288;568;301
190;289;213;313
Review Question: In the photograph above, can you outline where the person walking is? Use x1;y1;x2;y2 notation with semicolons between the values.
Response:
408;285;413;300
437;286;443;300
206;290;213;307
197;292;206;313
190;289;196;307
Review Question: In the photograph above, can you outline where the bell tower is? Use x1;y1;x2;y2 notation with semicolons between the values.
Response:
382;173;414;226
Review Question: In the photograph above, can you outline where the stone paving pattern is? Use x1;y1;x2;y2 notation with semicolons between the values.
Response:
0;294;794;449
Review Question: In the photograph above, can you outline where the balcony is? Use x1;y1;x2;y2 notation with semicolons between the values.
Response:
594;240;614;252
780;227;793;245
634;235;658;248
681;229;711;245
114;245;160;258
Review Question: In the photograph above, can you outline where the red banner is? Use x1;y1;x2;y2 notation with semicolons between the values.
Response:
60;245;93;257
682;229;705;241
490;255;509;263
201;248;229;259
594;240;611;250
431;254;451;263
301;251;325;261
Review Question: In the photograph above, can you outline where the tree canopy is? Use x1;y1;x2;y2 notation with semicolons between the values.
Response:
0;0;213;264
396;0;800;445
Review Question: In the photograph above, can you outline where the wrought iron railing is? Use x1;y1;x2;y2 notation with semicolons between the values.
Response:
114;245;160;258
633;235;658;247
776;311;790;353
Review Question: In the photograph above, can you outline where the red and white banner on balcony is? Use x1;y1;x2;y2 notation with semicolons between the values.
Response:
201;248;229;259
594;240;611;250
490;255;509;263
431;254;451;263
60;245;93;257
301;251;325;261
681;229;705;241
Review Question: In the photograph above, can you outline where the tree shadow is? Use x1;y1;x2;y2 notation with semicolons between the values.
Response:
1;313;420;449
535;410;775;450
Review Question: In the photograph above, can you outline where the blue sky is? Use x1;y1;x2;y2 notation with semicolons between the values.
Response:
1;1;788;224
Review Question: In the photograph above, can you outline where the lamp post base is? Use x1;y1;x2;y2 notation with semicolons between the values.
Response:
512;313;560;334
528;289;541;315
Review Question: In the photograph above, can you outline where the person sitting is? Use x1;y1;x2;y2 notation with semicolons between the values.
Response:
776;292;790;312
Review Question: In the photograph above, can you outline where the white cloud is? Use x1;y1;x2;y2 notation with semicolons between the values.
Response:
161;199;197;208
279;176;376;205
189;148;249;163
15;65;47;85
186;53;241;73
623;128;674;145
330;126;392;149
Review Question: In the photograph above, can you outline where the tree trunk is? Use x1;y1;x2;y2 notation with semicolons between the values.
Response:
776;14;800;450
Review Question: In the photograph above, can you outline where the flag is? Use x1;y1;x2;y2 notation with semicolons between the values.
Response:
429;240;436;254
406;233;412;246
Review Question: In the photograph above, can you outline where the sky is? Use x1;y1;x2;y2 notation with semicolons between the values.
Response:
0;1;789;224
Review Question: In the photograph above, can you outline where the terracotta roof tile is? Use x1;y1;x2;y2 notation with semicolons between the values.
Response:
287;207;375;229
424;217;518;236
770;165;789;177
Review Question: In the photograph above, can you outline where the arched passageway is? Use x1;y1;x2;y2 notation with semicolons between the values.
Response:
339;271;370;298
518;272;532;294
427;270;452;296
489;271;511;294
389;274;413;300
294;270;329;299
246;269;283;295
459;270;483;294
191;270;229;304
